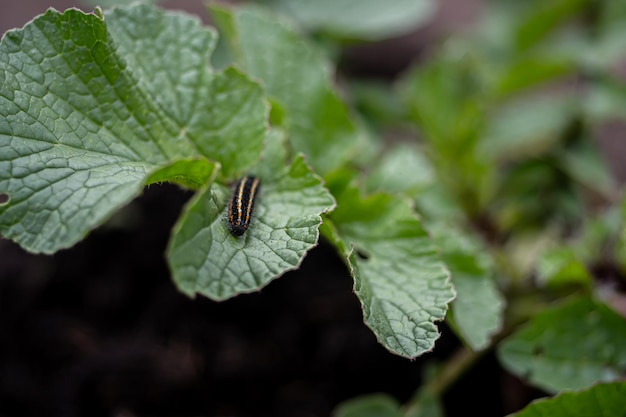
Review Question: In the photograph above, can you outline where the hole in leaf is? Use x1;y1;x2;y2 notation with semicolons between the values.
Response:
0;193;8;205
356;248;370;261
532;345;544;357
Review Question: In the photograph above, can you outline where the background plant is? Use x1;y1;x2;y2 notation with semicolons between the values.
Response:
1;0;625;416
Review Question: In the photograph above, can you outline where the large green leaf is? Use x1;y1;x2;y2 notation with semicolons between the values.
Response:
498;297;626;393
510;382;626;417
210;4;363;176
260;0;436;41
0;6;266;253
324;174;455;358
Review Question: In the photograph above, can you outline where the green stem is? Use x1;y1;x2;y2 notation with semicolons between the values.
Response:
428;347;483;395
402;347;484;416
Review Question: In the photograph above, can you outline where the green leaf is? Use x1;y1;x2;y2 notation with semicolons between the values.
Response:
493;54;575;99
105;6;267;180
414;193;499;369
413;183;464;224
536;247;592;289
333;394;402;417
210;4;363;176
560;138;617;199
432;223;504;350
254;128;289;182
0;6;267;253
510;382;626;417
577;206;623;264
401;54;494;215
401;56;483;154
325;175;455;358
349;80;408;129
492;157;582;232
498;297;626;393
145;158;218;190
514;0;591;52
480;94;576;162
167;146;336;300
365;143;434;196
260;0;436;41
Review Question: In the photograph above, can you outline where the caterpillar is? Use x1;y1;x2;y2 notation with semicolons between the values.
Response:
228;176;260;237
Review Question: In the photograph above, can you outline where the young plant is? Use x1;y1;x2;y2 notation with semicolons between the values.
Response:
1;1;626;416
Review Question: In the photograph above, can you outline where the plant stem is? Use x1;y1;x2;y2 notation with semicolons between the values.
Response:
429;347;484;395
402;346;485;416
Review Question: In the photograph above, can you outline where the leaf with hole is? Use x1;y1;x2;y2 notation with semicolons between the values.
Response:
324;172;455;358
